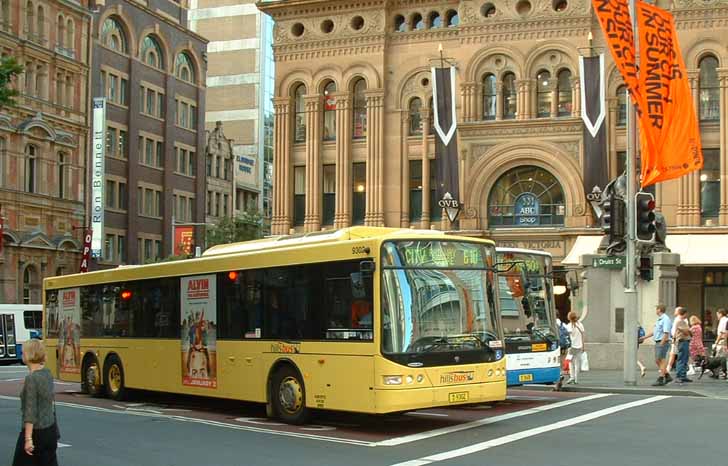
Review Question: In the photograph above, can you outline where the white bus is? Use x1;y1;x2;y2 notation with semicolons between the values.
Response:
496;249;561;386
0;305;43;364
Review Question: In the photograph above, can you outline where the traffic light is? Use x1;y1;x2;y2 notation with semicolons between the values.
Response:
639;255;654;281
635;191;656;243
601;192;625;245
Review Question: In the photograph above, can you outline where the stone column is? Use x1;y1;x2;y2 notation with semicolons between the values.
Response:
495;80;503;121
272;97;292;235
607;98;618;178
517;80;529;120
400;111;411;227
421;107;431;229
550;78;559;118
572;76;581;117
475;82;484;122
719;68;728;224
364;90;385;226
461;82;474;123
333;92;351;229
527;79;536;120
688;71;701;226
303;95;321;232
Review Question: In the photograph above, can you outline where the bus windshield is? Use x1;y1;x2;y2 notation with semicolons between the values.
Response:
380;240;502;366
497;251;557;351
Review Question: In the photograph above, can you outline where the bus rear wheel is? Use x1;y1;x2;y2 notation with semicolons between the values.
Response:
103;355;127;401
82;358;103;397
271;366;310;425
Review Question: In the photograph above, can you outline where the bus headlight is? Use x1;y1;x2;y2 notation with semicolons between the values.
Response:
416;374;424;383
405;375;414;384
383;375;403;385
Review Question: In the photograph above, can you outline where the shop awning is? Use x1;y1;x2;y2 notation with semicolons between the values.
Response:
562;234;728;267
562;235;602;265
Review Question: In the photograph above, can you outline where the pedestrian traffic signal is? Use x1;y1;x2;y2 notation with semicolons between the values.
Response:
639;255;653;281
635;192;656;243
601;192;625;246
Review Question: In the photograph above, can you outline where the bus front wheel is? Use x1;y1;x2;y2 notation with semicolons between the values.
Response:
103;355;127;401
271;366;310;425
82;358;103;397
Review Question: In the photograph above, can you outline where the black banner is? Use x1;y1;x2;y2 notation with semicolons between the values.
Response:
579;54;608;202
432;66;460;221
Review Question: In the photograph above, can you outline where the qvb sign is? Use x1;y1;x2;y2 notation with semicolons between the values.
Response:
438;192;461;223
514;193;540;226
592;255;626;269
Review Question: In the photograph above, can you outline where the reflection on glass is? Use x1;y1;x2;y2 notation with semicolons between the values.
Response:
700;149;720;225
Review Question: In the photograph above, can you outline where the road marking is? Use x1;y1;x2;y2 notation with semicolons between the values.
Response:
374;393;610;447
388;395;669;466
0;369;27;374
407;412;449;417
58;442;71;448
0;378;24;382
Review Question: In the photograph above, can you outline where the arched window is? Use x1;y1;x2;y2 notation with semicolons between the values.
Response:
56;15;64;47
352;78;367;139
55;72;63;104
409;97;423;135
445;10;460;27
502;72;517;119
412;13;425;30
488;166;565;227
101;17;128;53
536;70;551;118
23;266;37;304
141;35;164;69
36;5;43;40
616;85;627;127
25;1;33;38
1;1;10;30
699;55;719;121
66;18;74;51
25;145;37;193
293;83;306;143
394;15;406;32
175;52;195;83
428;11;441;28
557;69;572;117
322;80;336;141
483;73;497;120
58;152;67;198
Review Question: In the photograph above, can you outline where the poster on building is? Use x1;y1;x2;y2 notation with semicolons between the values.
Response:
58;288;81;374
79;229;92;273
174;226;194;256
181;275;218;388
432;65;461;223
579;54;608;208
91;98;107;258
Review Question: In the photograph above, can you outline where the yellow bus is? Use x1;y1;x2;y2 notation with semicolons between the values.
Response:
43;227;506;424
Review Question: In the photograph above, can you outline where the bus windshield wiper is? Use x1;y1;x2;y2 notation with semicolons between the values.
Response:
420;337;451;353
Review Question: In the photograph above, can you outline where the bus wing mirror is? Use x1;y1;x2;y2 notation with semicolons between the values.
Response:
359;260;375;274
493;261;524;273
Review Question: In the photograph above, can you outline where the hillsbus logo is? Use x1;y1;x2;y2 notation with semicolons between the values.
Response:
440;371;474;384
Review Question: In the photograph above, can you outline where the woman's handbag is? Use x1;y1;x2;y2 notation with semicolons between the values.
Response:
581;352;590;372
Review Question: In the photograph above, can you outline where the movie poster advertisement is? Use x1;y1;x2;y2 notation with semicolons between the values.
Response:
58;288;81;374
181;275;218;388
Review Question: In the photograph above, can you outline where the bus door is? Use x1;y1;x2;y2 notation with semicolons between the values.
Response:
0;314;18;360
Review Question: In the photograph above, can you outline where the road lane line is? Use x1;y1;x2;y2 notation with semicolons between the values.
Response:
375;393;610;447
407;412;449;417
0;395;374;447
388;395;669;465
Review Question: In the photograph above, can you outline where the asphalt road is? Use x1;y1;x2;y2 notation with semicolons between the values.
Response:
0;364;724;466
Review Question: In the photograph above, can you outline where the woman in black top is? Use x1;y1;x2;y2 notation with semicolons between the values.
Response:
12;338;59;466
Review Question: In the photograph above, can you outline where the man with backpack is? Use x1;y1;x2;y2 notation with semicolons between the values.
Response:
554;317;571;390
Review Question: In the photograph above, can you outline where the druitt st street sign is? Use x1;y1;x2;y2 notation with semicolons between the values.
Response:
592;255;626;269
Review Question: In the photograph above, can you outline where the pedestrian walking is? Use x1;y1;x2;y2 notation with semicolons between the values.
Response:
674;307;692;383
667;307;680;373
554;316;571;391
689;315;706;373
637;324;647;378
640;304;672;386
717;308;728;356
565;311;585;385
12;339;60;466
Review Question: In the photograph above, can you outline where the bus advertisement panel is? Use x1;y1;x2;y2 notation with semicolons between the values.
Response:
59;288;81;374
181;275;218;389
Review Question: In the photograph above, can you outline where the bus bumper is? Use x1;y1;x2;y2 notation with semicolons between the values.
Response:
506;366;561;386
373;380;506;414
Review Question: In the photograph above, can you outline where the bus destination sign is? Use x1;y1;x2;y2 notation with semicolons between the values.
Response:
397;242;485;268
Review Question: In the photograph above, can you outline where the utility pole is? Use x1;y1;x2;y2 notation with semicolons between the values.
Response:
623;0;639;386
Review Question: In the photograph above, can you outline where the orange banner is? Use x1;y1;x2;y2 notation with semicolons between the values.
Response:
592;0;642;106
174;225;194;256
636;2;702;186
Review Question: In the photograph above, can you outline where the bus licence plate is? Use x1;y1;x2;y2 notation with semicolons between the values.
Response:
448;392;469;403
519;373;534;382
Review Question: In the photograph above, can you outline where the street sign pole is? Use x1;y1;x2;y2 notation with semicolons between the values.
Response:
623;0;639;386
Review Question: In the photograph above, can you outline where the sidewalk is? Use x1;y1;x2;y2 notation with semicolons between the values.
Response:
521;370;728;399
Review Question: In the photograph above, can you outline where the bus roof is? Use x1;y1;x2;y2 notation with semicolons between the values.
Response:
44;227;495;289
496;247;553;258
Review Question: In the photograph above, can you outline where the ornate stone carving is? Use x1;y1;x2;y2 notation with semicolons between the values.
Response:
459;119;582;138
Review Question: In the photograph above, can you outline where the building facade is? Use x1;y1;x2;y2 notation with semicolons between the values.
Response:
188;0;273;229
0;0;91;303
91;0;207;266
205;121;235;224
260;0;728;328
